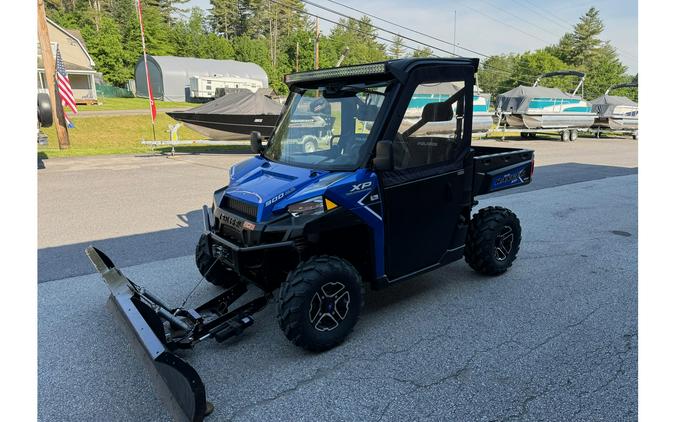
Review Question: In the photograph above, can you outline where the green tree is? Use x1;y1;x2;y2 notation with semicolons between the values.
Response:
171;8;234;59
233;35;290;94
326;17;387;66
583;45;628;99
81;16;132;85
209;0;239;40
411;46;434;58
548;7;605;67
148;0;190;25
477;54;519;94
388;35;405;59
509;50;578;93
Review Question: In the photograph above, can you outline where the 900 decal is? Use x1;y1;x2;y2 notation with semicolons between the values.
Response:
265;188;296;207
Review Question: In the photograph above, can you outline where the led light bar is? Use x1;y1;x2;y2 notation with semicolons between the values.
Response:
285;63;387;84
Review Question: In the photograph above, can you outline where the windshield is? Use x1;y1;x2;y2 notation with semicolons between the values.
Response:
264;81;390;171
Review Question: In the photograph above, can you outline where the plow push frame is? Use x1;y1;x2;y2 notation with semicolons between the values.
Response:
85;246;270;421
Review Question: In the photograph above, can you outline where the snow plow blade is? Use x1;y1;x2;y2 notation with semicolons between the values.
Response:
85;246;207;422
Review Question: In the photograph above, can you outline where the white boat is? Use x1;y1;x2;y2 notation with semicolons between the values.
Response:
496;71;596;129
591;82;638;130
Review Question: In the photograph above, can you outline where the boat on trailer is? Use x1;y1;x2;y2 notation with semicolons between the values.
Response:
167;90;283;140
495;71;595;130
591;82;638;131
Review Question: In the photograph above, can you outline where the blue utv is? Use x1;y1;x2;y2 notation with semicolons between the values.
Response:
87;58;534;421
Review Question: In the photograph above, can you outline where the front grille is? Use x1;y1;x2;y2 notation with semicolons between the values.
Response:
223;196;258;221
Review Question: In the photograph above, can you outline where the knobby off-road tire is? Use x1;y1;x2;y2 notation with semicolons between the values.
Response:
277;256;364;352
195;234;240;288
464;206;522;275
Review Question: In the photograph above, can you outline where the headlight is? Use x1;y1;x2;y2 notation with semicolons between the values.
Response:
287;196;338;217
288;196;324;217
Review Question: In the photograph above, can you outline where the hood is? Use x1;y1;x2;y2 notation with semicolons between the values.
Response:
223;156;349;221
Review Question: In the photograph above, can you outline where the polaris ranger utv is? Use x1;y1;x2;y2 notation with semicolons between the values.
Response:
86;58;534;421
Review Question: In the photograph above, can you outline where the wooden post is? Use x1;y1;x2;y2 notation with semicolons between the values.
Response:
37;0;69;149
314;17;320;70
295;41;299;72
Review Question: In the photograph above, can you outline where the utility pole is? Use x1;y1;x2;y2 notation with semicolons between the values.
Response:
453;10;457;56
37;0;70;149
314;17;320;70
295;41;299;72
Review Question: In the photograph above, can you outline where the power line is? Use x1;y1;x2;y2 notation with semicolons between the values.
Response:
321;0;485;58
458;1;554;45
300;0;536;84
300;0;461;58
512;0;638;61
513;0;574;29
268;0;438;58
478;0;563;43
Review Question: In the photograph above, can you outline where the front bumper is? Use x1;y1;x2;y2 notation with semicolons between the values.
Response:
201;205;297;281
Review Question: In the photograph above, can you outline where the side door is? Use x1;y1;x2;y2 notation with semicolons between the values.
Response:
379;70;474;281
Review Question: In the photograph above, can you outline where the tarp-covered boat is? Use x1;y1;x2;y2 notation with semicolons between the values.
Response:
167;90;283;140
496;71;595;129
591;82;638;130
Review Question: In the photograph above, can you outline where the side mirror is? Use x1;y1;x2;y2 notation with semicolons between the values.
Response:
421;101;453;122
373;140;393;171
250;131;264;154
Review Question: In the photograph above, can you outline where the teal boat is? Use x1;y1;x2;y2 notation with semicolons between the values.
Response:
496;71;595;129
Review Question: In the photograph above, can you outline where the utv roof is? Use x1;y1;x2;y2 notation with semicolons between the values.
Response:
284;58;480;85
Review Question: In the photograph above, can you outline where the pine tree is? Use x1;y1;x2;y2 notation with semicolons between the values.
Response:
210;0;240;40
411;46;433;58
389;35;405;59
549;7;605;67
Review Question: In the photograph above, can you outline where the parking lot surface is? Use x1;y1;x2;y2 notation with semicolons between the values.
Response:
38;138;637;421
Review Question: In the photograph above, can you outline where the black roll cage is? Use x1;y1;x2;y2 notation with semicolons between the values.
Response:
281;58;479;172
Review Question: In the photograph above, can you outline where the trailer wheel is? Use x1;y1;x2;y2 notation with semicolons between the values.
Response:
302;135;319;153
277;255;364;352
561;130;571;142
570;129;579;141
195;234;240;288
464;206;522;275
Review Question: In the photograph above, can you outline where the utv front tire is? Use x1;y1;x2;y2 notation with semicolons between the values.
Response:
277;256;364;352
465;206;522;275
195;234;240;288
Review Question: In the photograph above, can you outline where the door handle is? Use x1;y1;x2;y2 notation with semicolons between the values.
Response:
445;182;453;201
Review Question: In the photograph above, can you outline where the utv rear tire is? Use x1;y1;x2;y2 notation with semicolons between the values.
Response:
277;256;364;352
195;234;240;288
464;206;521;275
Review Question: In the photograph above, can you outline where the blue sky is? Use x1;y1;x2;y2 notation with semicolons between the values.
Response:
187;0;637;73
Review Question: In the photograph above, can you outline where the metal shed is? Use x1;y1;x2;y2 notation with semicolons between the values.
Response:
134;55;269;102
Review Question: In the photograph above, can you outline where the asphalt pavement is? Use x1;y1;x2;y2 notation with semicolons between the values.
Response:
38;137;638;421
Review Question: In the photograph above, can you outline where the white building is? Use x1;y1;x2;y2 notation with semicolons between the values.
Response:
134;55;269;102
37;18;97;103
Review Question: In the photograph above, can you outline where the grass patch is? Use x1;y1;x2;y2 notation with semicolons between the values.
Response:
38;113;248;158
78;97;195;111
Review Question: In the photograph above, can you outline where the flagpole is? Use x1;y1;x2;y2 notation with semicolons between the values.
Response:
136;0;157;141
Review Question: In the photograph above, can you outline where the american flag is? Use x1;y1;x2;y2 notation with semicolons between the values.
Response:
55;46;77;127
